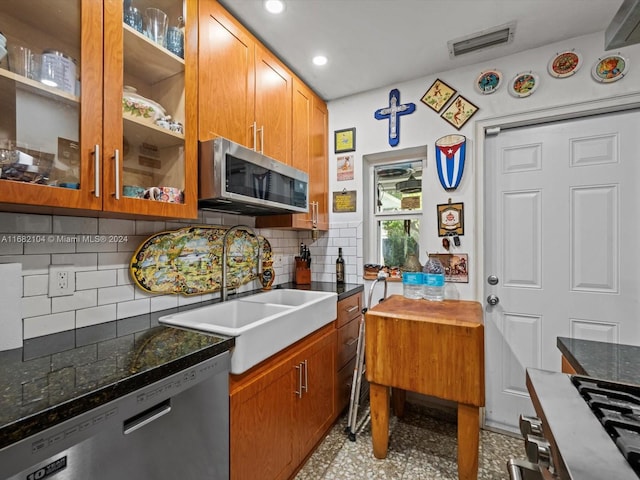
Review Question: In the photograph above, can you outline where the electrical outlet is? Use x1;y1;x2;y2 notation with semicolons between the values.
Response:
48;265;75;297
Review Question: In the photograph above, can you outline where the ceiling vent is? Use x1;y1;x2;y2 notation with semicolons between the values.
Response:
448;22;516;58
605;0;640;49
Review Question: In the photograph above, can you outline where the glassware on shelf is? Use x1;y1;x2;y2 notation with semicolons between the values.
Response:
166;26;184;58
124;6;144;33
145;8;168;47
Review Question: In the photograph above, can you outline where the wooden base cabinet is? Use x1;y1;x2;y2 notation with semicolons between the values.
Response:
230;324;336;480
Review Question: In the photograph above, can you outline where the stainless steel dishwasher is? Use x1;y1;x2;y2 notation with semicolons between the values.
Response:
1;351;230;480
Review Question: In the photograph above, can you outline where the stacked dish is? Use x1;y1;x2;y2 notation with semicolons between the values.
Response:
122;85;166;123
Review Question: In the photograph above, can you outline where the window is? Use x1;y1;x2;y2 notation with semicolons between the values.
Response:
363;147;426;269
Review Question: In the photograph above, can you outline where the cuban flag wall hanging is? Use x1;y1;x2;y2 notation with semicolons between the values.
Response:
374;88;415;147
435;134;467;191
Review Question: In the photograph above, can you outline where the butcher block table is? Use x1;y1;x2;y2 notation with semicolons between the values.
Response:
365;296;484;480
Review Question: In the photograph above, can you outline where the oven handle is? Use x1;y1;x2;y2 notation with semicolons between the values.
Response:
506;458;543;480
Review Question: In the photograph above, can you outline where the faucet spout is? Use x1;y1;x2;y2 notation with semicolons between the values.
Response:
367;270;388;310
221;225;261;302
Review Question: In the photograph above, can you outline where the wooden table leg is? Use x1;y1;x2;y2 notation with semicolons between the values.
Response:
391;387;406;418
457;403;480;480
369;382;390;459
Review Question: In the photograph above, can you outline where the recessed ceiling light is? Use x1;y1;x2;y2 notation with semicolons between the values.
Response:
264;0;285;14
313;55;327;66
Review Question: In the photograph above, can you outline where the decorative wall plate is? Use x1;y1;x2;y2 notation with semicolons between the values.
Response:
592;54;629;83
130;226;271;295
548;50;582;78
508;71;539;98
475;69;502;94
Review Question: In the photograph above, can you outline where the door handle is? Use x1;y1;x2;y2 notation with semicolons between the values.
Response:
487;294;499;306
93;144;100;198
112;149;120;199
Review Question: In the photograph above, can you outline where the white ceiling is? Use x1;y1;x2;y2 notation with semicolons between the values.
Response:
218;0;625;101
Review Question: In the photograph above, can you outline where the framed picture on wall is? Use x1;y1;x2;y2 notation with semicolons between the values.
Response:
429;253;469;283
334;128;356;153
440;95;479;130
421;78;456;113
437;201;464;236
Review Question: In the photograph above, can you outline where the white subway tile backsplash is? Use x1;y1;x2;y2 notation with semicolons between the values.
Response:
53;216;98;234
135;221;167;235
98;218;136;235
116;298;150;319
76;304;117;328
52;253;97;271
150;295;179;312
0;212;51;233
24;274;49;296
6;211;309;341
0;240;23;255
1;254;51;274
21;294;51;318
98;252;131;270
24;239;76;255
98;285;135;305
24;311;75;339
52;289;97;313
75;270;117;290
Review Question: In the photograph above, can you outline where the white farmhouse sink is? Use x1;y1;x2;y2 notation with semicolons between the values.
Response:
159;289;337;374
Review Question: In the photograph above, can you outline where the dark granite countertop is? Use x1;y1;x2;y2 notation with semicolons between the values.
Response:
0;281;362;449
557;336;640;385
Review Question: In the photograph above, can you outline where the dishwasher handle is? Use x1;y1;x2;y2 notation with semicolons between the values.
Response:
123;399;172;435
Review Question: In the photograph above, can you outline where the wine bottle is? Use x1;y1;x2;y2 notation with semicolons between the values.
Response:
336;247;345;284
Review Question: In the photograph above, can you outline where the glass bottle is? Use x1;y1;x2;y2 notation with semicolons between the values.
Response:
336;247;345;284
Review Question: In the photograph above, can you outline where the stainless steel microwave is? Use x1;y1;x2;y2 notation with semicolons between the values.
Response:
198;137;309;216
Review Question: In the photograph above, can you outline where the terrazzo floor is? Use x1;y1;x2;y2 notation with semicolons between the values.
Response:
295;402;524;480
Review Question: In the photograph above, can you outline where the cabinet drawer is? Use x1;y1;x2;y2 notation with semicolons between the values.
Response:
337;317;360;369
337;293;362;328
336;356;357;413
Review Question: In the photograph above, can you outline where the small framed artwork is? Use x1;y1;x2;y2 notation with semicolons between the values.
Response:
333;190;357;212
337;154;354;181
548;50;582;78
437;201;464;236
421;78;456;113
475;69;502;94
440;95;479;130
334;128;356;153
429;253;469;283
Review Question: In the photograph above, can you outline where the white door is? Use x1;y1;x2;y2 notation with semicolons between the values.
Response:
484;109;640;432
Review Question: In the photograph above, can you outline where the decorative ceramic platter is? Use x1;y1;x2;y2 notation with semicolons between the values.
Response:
548;50;582;78
508;71;540;98
475;69;502;94
592;54;629;83
130;226;271;295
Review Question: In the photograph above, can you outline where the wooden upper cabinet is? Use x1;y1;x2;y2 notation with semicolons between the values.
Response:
256;80;328;231
198;0;255;145
253;45;291;164
199;1;291;165
0;0;198;219
0;0;103;212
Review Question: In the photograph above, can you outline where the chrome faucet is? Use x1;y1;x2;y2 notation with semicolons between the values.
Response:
221;225;261;302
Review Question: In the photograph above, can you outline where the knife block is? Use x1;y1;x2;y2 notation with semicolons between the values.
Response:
295;257;311;285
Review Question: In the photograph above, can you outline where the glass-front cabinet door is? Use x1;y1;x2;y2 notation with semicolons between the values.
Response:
0;0;197;218
102;0;197;218
0;1;103;211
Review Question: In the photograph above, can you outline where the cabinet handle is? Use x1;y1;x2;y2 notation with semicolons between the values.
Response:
295;363;303;398
113;149;120;199
302;359;308;393
345;337;358;347
345;305;359;313
251;122;257;151
93;144;100;198
257;125;264;154
311;201;318;227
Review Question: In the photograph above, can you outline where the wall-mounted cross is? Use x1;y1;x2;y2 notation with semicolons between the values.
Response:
374;88;415;147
